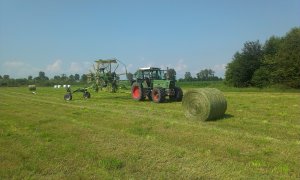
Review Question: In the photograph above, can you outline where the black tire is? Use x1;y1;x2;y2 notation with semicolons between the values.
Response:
64;93;72;101
151;87;165;103
131;82;145;101
147;90;152;101
174;87;183;102
83;91;91;99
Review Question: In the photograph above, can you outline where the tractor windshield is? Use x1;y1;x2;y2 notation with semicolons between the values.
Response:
135;68;167;80
149;70;165;80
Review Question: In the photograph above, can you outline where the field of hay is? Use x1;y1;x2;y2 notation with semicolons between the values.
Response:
0;86;299;179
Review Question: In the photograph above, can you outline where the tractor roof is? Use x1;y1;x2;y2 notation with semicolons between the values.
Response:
95;59;117;64
139;67;161;70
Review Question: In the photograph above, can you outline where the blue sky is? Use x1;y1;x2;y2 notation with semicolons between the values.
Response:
0;0;299;78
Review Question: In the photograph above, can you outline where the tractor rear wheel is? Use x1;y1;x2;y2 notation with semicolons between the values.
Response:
151;88;165;103
64;93;72;101
131;82;145;101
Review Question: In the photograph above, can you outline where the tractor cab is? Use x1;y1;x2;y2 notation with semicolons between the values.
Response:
134;67;166;80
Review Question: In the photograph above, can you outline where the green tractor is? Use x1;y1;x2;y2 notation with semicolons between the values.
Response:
130;67;183;103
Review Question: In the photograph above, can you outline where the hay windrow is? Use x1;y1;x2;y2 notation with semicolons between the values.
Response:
182;88;227;121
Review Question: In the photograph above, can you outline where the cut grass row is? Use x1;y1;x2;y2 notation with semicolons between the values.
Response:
0;87;299;179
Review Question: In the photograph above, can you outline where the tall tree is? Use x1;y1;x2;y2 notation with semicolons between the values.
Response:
197;69;215;81
69;74;75;83
252;36;282;87
61;74;68;82
252;28;300;88
272;27;300;88
225;41;263;87
184;72;193;81
39;71;46;79
54;75;61;80
35;71;49;81
74;74;80;81
28;75;33;81
81;74;88;83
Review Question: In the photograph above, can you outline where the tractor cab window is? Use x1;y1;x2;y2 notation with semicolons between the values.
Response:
158;70;166;80
150;71;157;79
143;71;150;79
135;71;143;79
149;70;159;79
149;70;165;80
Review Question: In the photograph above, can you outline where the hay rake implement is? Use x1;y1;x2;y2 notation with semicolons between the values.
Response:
63;58;127;101
64;87;91;101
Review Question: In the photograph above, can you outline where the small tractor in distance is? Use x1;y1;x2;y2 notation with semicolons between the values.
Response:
130;67;183;103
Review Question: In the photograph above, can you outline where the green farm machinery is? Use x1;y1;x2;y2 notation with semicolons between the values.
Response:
87;58;127;93
63;58;127;101
130;67;183;103
64;87;91;101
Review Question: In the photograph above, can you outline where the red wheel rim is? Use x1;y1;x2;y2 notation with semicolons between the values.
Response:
132;86;140;98
153;91;159;101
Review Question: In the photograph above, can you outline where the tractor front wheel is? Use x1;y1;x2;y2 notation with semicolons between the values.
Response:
170;87;183;102
131;82;145;101
174;87;183;101
151;88;165;103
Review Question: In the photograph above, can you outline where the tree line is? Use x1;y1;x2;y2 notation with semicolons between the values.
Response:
179;69;222;82
225;27;300;88
0;71;88;87
1;67;222;87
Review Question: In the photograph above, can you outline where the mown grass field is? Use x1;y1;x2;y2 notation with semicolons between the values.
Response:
0;86;300;179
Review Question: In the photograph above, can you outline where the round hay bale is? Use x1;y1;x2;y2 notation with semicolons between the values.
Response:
28;85;36;91
182;88;227;121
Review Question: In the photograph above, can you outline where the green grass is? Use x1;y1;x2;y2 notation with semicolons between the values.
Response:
0;87;299;179
178;81;300;92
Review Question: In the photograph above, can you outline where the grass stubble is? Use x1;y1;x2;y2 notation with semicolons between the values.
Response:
0;86;299;179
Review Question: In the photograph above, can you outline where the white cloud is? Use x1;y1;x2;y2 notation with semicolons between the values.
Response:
4;61;24;68
69;62;82;73
174;59;188;73
127;63;133;70
83;61;92;68
46;59;62;73
158;59;188;78
213;64;226;77
1;60;39;78
213;64;226;71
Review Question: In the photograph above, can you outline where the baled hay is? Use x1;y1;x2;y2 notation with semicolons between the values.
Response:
28;85;36;91
182;88;227;121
